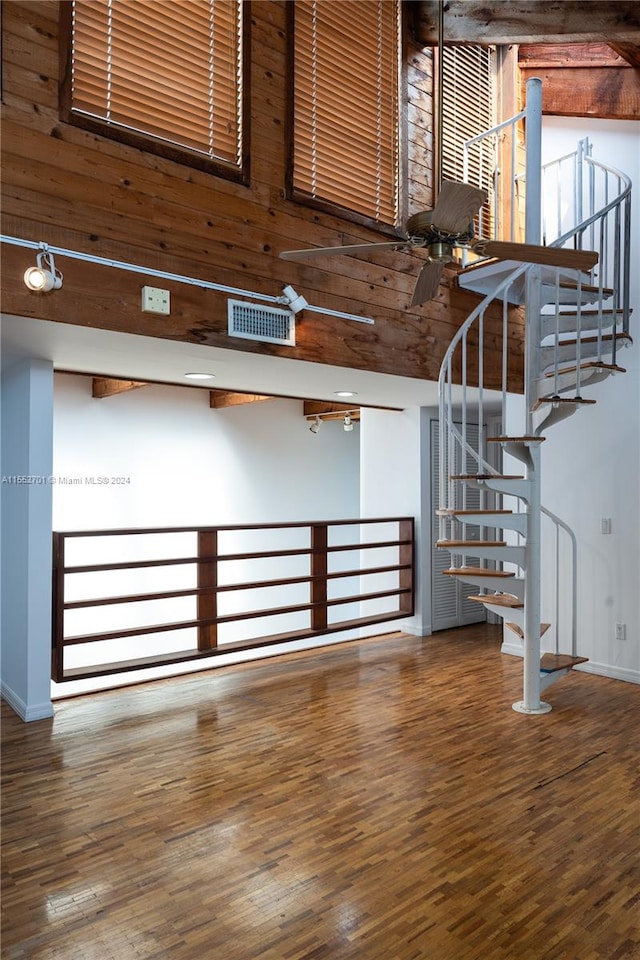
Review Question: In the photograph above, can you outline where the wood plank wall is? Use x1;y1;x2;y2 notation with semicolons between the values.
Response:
0;1;522;390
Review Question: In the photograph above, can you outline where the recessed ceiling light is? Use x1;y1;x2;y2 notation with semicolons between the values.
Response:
184;372;215;380
334;390;357;398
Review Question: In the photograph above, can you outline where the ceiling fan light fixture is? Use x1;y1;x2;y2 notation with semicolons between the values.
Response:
428;241;455;263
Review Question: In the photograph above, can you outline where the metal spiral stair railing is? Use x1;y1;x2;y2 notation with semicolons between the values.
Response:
436;106;632;713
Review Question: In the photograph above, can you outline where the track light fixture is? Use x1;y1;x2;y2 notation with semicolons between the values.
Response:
5;235;375;322
281;284;309;314
306;408;359;432
23;245;63;293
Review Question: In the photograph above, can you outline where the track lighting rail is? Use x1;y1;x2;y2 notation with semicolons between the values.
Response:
1;234;374;325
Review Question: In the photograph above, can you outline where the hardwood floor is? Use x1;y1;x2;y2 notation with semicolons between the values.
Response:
2;626;639;960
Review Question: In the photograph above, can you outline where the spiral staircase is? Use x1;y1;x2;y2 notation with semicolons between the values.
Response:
436;79;633;714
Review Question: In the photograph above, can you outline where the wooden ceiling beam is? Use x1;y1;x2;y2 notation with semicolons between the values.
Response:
518;43;631;68
413;2;640;46
209;390;275;409
608;42;640;69
519;42;640;119
519;63;640;119
303;401;361;418
92;378;148;399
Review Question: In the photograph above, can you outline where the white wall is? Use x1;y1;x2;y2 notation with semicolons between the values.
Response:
0;360;55;720
360;406;432;636
50;374;363;694
53;374;360;528
526;119;639;681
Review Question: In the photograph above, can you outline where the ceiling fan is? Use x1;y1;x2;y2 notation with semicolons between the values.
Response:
280;185;599;307
280;4;599;307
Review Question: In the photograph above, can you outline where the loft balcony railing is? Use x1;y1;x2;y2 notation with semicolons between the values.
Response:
52;518;415;682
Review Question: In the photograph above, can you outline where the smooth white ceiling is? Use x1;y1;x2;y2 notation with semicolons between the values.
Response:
1;312;447;410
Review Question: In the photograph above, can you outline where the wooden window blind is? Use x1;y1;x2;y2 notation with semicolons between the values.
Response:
441;45;495;233
291;0;401;227
68;0;244;172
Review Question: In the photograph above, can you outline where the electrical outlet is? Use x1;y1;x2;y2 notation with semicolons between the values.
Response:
615;622;626;641
141;285;170;315
601;518;612;535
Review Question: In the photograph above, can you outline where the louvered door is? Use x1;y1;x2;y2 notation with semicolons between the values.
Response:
430;419;486;631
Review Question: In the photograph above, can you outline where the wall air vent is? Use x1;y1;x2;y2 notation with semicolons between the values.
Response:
228;300;296;346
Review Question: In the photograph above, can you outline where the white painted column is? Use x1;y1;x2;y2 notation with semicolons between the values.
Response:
1;358;55;721
359;406;433;637
524;77;543;246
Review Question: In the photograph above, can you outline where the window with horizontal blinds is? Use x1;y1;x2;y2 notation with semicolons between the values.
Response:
441;45;495;234
291;0;401;227
68;0;245;174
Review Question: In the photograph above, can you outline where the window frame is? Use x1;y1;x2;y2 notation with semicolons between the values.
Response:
285;0;406;237
59;0;251;185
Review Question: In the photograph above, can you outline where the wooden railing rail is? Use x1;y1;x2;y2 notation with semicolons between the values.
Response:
52;518;414;682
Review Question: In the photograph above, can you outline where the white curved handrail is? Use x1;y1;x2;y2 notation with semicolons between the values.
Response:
438;131;631;661
440;138;633;495
437;260;530;533
446;97;632;706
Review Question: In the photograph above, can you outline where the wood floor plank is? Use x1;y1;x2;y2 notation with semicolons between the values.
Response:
1;624;639;960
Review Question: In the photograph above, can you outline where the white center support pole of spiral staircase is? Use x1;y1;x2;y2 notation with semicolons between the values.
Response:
524;78;543;250
514;78;551;714
524;78;543;425
513;440;551;714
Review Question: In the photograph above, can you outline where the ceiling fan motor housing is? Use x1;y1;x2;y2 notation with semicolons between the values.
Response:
406;210;474;248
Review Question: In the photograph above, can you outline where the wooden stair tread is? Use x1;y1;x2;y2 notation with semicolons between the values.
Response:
457;256;501;274
487;436;545;443
533;396;597;410
547;331;632;348
543;362;627;378
449;474;525;480
540;653;589;673
549;308;628;316
436;540;507;548
552;281;614;295
459;259;603;280
436;508;513;516
506;622;551;639
444;567;515;578
468;594;524;608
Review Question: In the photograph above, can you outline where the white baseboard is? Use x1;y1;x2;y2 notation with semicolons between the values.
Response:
1;681;54;722
500;643;640;684
574;661;640;685
501;641;523;658
401;618;432;637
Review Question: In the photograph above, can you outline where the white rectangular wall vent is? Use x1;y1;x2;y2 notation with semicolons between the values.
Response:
228;300;296;346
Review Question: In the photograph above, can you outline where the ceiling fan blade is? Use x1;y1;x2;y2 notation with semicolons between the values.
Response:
410;260;445;307
279;241;408;261
431;180;488;235
472;240;598;272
